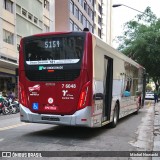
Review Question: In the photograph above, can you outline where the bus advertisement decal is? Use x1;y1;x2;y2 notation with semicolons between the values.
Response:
28;85;40;92
38;66;63;70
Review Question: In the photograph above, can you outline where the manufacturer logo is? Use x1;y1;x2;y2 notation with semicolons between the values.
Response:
62;90;68;96
29;85;40;92
48;98;54;104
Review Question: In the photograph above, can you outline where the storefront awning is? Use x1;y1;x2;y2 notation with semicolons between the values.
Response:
0;59;18;74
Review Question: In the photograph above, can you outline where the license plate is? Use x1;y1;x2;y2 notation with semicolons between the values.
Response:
42;116;60;121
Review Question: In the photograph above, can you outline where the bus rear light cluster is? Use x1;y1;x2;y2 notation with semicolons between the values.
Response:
19;82;27;107
77;81;90;110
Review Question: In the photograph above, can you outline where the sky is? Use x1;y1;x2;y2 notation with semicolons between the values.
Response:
112;0;160;48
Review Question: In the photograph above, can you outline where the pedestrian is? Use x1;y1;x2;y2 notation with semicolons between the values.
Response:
154;89;158;104
7;91;15;102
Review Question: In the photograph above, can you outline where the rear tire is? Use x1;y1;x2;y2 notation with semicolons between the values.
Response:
2;107;10;115
110;104;119;128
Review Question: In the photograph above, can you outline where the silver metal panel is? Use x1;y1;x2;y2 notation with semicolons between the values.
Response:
20;104;92;127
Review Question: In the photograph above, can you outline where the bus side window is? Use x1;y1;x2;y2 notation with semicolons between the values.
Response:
123;78;131;97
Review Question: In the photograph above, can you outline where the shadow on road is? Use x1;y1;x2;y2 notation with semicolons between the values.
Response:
21;109;146;142
23;124;110;141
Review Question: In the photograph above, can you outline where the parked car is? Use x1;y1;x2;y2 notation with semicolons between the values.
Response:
145;92;154;100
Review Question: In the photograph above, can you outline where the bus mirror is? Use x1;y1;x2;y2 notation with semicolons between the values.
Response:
15;68;18;76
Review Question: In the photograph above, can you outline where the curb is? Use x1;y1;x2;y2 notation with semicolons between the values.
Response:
152;103;160;160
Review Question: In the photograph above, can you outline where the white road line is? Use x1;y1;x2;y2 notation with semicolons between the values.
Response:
0;123;29;131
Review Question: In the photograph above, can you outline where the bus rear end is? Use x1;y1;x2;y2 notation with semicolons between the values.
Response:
19;32;93;127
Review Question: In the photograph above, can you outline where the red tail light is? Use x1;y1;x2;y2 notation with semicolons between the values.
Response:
19;82;27;107
78;81;91;110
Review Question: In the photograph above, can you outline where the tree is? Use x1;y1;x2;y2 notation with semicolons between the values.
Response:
116;7;160;90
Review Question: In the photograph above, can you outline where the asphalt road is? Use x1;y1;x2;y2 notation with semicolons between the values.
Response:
0;101;155;160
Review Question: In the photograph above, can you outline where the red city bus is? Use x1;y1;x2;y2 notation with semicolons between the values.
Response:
18;30;145;128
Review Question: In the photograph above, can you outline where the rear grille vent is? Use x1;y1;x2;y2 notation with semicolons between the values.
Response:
25;69;80;81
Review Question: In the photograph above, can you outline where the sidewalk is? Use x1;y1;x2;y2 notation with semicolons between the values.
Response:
152;102;160;160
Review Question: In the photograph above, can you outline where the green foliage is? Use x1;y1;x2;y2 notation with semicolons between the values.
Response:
116;7;160;89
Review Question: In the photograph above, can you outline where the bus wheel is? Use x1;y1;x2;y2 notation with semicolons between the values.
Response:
110;104;119;128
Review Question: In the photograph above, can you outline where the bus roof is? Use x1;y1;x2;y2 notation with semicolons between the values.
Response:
93;34;145;70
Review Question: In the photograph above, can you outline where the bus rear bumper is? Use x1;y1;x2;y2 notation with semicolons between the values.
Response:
20;105;92;127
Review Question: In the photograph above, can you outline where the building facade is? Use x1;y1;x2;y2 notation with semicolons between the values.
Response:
0;0;53;96
55;0;112;44
0;0;112;96
55;0;94;33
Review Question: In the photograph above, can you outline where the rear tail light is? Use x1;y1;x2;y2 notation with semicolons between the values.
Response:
78;81;91;110
19;82;27;107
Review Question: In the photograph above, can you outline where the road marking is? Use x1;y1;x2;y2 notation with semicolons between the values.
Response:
0;123;29;131
147;101;151;107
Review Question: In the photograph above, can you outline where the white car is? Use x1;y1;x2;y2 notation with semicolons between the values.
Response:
145;92;154;100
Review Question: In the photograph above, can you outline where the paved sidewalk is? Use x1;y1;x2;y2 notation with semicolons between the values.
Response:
152;102;160;160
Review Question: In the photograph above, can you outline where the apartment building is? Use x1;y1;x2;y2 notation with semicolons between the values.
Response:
0;0;53;95
55;0;112;44
55;0;94;32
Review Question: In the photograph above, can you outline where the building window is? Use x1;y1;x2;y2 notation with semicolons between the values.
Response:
84;1;87;11
98;16;101;25
91;10;94;21
3;29;14;45
83;16;87;27
22;9;27;17
17;35;22;51
44;0;49;11
79;0;83;7
70;0;74;14
28;13;33;21
34;17;38;24
74;24;78;31
17;35;22;44
89;0;94;6
79;11;83;24
98;28;101;38
89;23;92;32
44;24;49;32
3;0;13;13
88;7;91;17
70;19;74;31
74;5;79;19
87;21;89;28
98;4;102;14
